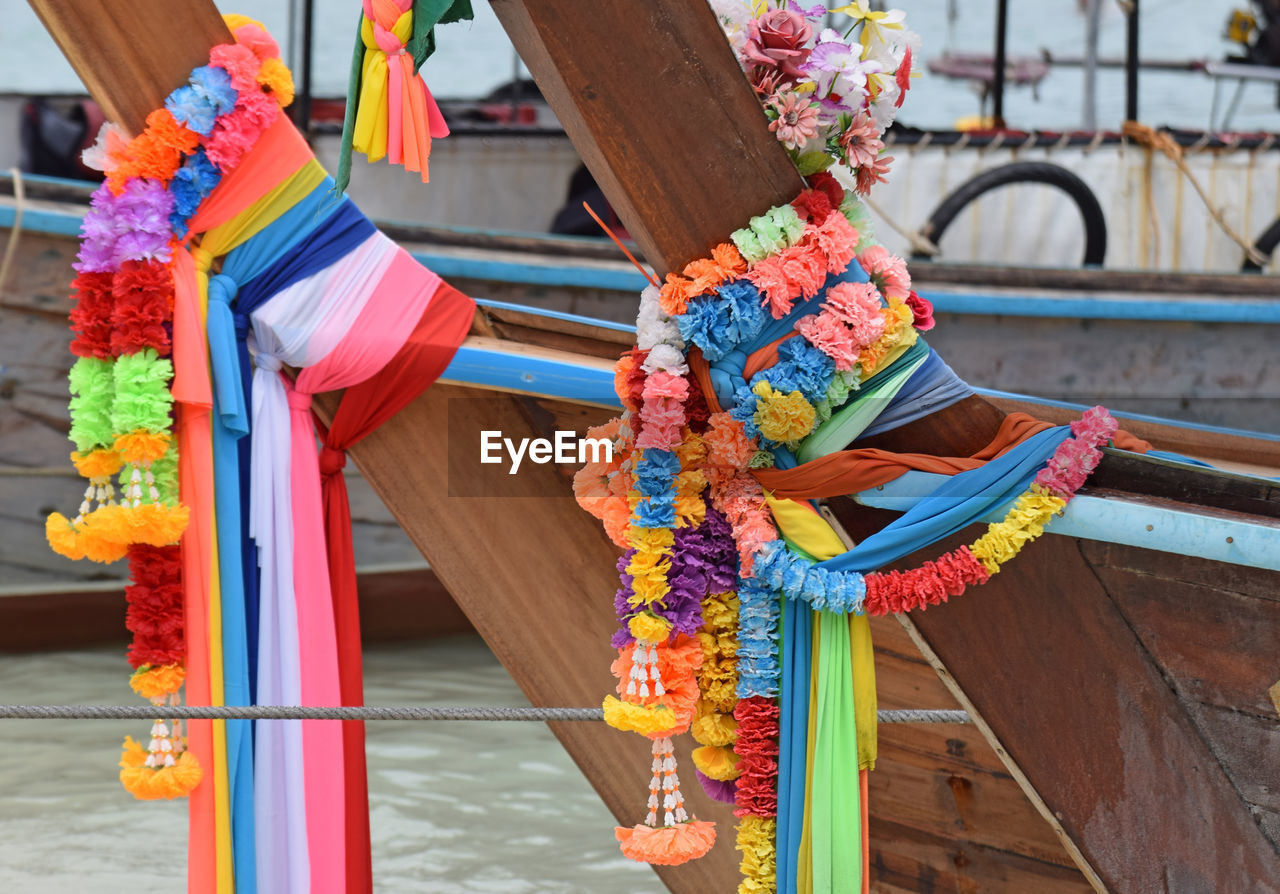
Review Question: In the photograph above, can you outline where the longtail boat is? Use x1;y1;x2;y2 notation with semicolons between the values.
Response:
19;1;1280;891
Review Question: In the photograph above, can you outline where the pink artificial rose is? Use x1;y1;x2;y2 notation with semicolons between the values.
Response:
905;290;935;331
742;10;814;79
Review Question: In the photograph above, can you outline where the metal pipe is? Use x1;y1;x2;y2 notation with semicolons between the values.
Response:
1125;0;1140;121
1042;52;1205;72
993;0;1009;126
298;0;314;136
1082;0;1101;130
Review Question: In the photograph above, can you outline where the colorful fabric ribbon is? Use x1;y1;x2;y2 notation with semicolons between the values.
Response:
336;0;474;192
53;20;473;893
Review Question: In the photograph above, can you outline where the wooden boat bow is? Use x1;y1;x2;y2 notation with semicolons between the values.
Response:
29;1;1280;891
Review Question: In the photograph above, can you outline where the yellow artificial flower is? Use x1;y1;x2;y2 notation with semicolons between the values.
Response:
602;696;676;737
736;816;778;890
831;1;906;53
630;575;671;606
970;485;1065;573
692;744;740;781
628;525;675;552
752;382;816;444
628;613;673;644
258;57;295;108
690;705;738;747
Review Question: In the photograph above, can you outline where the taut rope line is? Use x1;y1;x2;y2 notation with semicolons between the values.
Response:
0;704;972;724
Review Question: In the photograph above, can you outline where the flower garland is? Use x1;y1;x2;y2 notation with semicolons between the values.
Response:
45;16;294;799
750;406;1119;615
577;168;1118;884
575;8;1121;887
119;543;202;799
688;505;742;803
576;171;934;872
731;573;782;893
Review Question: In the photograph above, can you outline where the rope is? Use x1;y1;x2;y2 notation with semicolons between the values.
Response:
0;704;972;723
863;195;941;257
0;167;24;297
1122;120;1270;267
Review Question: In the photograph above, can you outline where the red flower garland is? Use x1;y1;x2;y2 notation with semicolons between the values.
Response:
69;272;116;360
733;695;781;818
124;544;185;670
110;260;174;356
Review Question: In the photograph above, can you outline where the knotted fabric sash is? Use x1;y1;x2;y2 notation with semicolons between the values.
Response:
337;0;472;192
173;115;319;894
247;231;398;894
207;174;351;894
169;86;474;894
772;501;876;894
296;254;473;894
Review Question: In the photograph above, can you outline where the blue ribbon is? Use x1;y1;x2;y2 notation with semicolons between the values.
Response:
821;426;1073;575
204;176;361;893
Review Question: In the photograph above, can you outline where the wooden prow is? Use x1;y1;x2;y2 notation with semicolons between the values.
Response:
30;1;1280;891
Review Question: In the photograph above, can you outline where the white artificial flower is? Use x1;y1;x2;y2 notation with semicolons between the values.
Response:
708;0;755;53
869;77;901;132
635;284;684;351
641;343;689;377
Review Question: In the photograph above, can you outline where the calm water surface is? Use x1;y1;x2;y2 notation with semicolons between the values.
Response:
0;637;664;893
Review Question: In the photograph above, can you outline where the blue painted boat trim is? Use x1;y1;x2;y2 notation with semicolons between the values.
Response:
0;171;95;192
410;248;649;293
439;345;1278;444
922;288;1280;324
7;190;1278;325
855;470;1280;572
0;203;83;237
474;297;635;333
975;386;1280;443
441;344;621;407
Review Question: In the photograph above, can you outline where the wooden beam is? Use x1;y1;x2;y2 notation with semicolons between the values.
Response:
489;0;804;276
27;1;738;889
26;0;230;135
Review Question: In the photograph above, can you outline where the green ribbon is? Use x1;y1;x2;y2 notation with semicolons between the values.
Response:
810;610;862;893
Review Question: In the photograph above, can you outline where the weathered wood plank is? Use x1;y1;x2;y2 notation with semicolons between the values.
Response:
1088;557;1280;717
908;260;1280;297
844;524;1280;893
1087;450;1280;519
1185;703;1280;816
869;740;1083;871
869;818;1094;894
1083;540;1280;603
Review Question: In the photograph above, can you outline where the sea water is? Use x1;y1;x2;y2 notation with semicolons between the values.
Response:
1;0;1278;134
0;638;665;893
